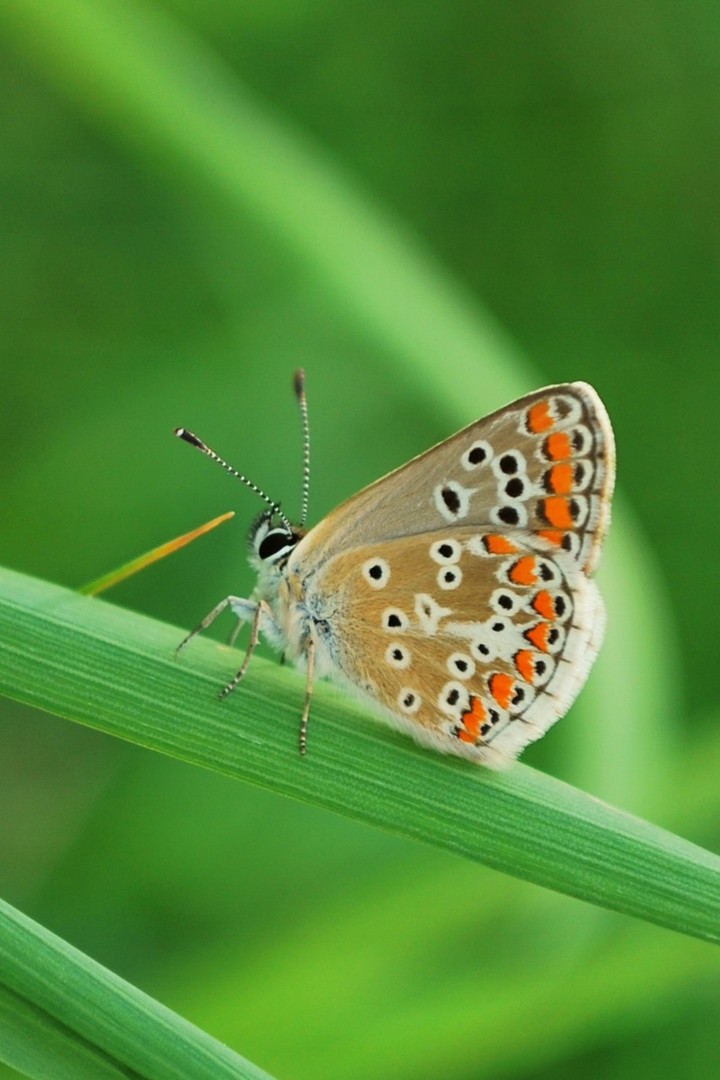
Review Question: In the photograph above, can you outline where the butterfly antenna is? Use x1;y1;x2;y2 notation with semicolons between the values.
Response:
174;428;293;531
293;368;311;527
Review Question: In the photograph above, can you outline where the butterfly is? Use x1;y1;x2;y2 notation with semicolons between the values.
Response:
175;373;615;769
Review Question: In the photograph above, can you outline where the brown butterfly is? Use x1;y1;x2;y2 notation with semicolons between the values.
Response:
176;374;615;768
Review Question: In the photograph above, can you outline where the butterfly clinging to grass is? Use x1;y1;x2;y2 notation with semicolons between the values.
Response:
175;373;614;768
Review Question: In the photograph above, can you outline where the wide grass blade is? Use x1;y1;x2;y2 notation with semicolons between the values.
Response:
1;565;718;944
0;898;275;1080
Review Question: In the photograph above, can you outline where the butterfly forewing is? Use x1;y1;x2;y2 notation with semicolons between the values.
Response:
294;382;614;578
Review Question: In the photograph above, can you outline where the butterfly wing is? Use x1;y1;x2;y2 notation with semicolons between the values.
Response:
287;383;614;766
306;528;603;768
293;382;614;576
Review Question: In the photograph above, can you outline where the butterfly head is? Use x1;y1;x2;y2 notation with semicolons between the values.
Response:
248;510;305;570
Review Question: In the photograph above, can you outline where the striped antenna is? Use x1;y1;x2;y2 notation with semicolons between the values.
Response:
293;368;311;527
174;428;292;531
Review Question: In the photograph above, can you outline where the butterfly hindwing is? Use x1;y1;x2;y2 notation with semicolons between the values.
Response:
312;527;603;768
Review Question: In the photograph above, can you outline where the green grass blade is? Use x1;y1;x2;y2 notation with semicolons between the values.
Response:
0;897;275;1080
1;565;718;944
0;984;132;1080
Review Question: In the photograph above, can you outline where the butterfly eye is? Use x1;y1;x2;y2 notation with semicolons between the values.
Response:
257;528;295;562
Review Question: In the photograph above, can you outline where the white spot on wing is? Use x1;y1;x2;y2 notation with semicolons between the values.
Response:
429;538;461;564
398;688;421;714
489;503;528;528
382;607;409;632
461;439;493;471
550;393;583;427
361;557;390;589
567;425;592;456
437;565;462;590
385;643;411;669
415;594;452;634
433;480;475;522
447;652;475;680
438;681;470;716
491;450;527;480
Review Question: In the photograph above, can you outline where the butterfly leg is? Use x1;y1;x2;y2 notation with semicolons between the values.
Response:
227;618;244;648
219;599;274;699
298;638;315;756
176;595;249;656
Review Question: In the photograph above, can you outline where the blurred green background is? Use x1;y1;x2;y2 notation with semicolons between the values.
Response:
1;2;720;1078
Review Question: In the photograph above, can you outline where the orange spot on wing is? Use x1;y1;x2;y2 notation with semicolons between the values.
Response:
514;649;535;683
484;534;519;555
547;463;573;494
489;672;515;711
545;432;572;461
527;399;553;433
460;696;486;740
509;555;537;586
541;496;574;530
537;529;564;547
525;622;550;652
532;590;556;620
